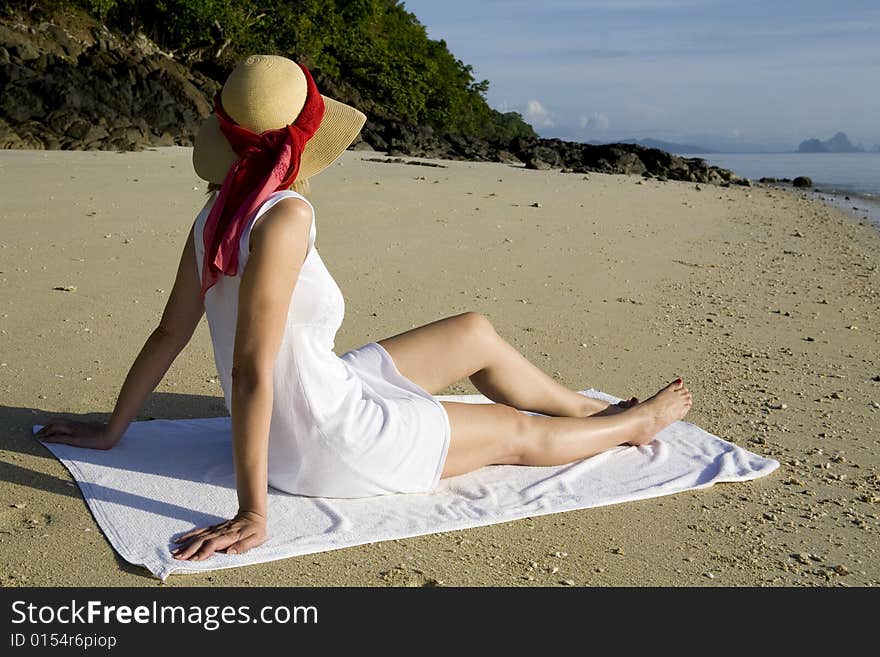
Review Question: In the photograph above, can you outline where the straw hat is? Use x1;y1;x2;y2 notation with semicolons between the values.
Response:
192;54;367;184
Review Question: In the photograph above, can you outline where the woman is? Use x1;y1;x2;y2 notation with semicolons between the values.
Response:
35;55;692;562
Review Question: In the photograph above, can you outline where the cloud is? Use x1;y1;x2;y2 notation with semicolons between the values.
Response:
524;99;555;127
579;112;610;130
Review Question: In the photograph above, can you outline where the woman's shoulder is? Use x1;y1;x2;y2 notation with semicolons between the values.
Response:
247;191;315;254
264;190;314;224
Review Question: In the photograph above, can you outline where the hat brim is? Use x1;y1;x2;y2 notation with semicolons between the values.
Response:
192;95;367;184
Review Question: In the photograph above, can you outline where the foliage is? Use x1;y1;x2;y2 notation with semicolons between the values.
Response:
58;0;536;140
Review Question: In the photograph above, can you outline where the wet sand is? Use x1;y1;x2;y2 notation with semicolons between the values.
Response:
0;147;877;586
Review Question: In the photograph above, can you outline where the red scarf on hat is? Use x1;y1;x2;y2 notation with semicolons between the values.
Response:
200;62;325;300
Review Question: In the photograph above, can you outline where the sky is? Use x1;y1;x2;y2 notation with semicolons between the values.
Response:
400;0;880;151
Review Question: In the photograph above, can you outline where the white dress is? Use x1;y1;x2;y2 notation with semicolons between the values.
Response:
193;189;451;498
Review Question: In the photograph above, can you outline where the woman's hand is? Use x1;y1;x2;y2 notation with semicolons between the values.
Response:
34;420;119;450
171;510;267;561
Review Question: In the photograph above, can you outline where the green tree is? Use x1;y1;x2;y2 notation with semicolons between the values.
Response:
62;0;536;139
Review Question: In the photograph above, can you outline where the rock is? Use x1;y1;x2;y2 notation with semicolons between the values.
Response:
792;176;813;188
12;42;40;61
0;18;220;153
793;553;811;565
44;24;83;59
524;155;554;170
494;150;522;165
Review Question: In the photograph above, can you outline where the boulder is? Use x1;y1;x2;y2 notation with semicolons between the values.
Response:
524;155;553;170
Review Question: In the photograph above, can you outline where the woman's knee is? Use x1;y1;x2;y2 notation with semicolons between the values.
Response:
460;310;498;342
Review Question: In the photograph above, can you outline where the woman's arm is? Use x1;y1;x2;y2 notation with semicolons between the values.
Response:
173;197;313;560
36;223;206;448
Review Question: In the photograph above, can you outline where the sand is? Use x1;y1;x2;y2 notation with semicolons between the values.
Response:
0;147;877;587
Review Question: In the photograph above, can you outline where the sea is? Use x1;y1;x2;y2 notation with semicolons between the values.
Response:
679;152;880;230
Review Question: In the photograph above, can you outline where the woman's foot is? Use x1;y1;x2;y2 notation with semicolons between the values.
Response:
624;379;692;446
591;396;639;416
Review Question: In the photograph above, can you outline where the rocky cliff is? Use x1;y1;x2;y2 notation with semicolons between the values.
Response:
0;11;748;186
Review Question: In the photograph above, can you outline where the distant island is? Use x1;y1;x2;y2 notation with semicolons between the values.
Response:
797;131;871;153
586;137;716;154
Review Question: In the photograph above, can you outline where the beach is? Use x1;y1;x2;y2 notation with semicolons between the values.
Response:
0;146;877;586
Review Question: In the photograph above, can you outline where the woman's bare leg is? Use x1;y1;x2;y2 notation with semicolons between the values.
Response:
377;311;620;417
440;379;692;478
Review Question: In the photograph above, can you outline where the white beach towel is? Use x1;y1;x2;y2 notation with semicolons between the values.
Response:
33;389;778;581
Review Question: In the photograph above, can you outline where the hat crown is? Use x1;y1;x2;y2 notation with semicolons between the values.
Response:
221;55;307;133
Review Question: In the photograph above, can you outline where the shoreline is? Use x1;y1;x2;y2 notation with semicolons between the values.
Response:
677;151;880;230
1;147;877;587
805;188;880;231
